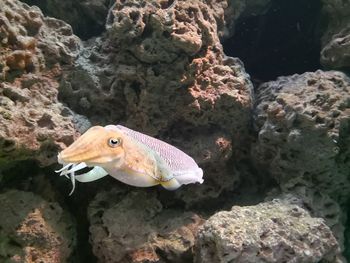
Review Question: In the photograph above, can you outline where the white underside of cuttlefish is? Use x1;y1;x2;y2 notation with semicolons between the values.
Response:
55;125;204;195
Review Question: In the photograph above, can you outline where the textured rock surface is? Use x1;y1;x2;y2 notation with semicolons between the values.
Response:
320;0;350;69
321;0;350;46
0;190;75;263
252;70;350;205
0;0;86;165
21;0;110;39
267;188;346;253
195;197;341;263
0;0;80;80
0;72;83;166
59;0;253;201
88;189;204;263
0;0;349;262
321;26;350;69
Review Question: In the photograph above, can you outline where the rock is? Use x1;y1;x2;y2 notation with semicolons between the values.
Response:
320;0;350;47
0;72;80;166
252;70;350;205
88;189;205;263
171;128;237;205
21;0;110;39
321;26;350;69
195;197;342;263
320;0;350;69
0;0;82;165
0;189;75;263
59;0;253;202
0;0;80;81
267;187;346;253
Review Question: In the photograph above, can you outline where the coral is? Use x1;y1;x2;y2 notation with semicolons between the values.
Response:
0;190;75;263
195;197;342;263
88;189;204;263
252;70;350;205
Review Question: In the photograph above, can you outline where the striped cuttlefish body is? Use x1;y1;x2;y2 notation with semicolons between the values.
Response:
56;125;204;195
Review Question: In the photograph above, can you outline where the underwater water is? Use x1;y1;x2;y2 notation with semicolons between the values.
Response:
0;0;350;262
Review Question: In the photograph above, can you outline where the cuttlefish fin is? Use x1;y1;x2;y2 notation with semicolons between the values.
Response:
173;168;204;185
75;166;108;183
161;169;203;190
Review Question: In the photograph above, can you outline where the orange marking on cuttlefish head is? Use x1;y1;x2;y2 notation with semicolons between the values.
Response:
57;126;125;166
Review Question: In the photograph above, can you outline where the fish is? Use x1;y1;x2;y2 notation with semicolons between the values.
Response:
56;125;204;195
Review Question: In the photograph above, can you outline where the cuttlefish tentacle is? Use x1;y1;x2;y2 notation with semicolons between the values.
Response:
69;165;76;196
55;163;73;173
75;166;108;182
60;162;87;176
57;164;108;195
55;125;204;195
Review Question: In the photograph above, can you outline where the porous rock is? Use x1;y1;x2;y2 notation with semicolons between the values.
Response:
0;73;83;165
195;197;342;263
252;70;350;205
0;0;84;165
0;189;75;263
59;0;253;201
88;189;204;263
267;187;346;253
321;26;350;69
320;0;350;69
0;0;80;80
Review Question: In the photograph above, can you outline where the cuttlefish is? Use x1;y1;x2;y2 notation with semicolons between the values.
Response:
56;125;204;195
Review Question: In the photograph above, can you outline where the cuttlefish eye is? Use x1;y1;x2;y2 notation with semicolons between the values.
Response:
108;137;122;147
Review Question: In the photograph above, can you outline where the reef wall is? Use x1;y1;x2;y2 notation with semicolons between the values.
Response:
0;0;349;262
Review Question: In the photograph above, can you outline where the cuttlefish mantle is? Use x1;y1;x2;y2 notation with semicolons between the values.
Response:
56;125;204;195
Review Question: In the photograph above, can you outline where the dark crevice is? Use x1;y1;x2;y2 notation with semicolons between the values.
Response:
345;198;350;261
21;0;111;40
223;0;323;82
0;160;99;263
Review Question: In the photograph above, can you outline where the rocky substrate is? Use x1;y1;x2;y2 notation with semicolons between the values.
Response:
0;190;75;263
195;197;342;263
0;0;85;166
0;0;349;262
88;189;205;263
58;0;254;204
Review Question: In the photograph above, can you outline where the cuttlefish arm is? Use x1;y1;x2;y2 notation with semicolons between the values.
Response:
55;164;108;195
75;166;108;182
56;125;203;194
